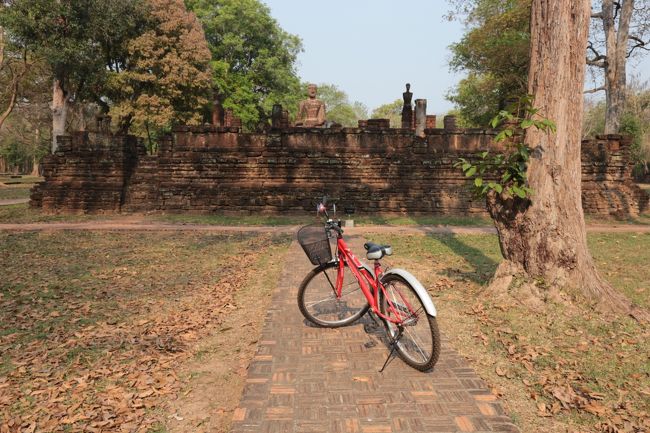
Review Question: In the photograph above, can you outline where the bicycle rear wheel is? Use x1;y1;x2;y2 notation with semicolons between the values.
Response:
298;261;370;328
379;274;440;371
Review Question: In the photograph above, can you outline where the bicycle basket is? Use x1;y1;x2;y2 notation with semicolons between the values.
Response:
297;224;332;266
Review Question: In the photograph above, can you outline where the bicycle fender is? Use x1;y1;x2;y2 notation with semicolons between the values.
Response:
382;268;437;317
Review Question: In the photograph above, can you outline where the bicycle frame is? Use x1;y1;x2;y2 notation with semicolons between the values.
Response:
333;235;418;325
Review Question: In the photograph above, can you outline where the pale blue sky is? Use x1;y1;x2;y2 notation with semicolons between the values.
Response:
263;0;650;115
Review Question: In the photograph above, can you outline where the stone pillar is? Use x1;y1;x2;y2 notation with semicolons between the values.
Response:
281;110;289;129
444;115;458;131
224;109;233;127
271;104;283;129
225;109;242;129
415;99;427;137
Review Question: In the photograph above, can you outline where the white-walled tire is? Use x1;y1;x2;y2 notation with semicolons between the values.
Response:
379;274;441;371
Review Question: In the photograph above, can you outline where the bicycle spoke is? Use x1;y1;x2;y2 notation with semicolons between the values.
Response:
305;294;336;308
298;261;370;327
401;325;429;362
379;275;439;370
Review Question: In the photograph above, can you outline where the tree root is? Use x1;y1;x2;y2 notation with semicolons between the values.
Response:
485;260;650;324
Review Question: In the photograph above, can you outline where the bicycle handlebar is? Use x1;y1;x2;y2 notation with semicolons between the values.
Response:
325;219;342;235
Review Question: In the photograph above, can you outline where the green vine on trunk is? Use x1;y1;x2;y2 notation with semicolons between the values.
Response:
455;96;556;199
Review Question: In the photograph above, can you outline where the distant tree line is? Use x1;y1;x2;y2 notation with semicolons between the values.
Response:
0;0;375;172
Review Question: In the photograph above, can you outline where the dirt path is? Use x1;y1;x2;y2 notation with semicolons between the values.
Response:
1;220;649;234
0;198;29;206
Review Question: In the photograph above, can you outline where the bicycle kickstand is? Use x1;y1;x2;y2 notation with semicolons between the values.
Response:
379;327;403;373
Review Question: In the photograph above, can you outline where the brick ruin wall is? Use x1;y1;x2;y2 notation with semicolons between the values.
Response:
30;127;649;217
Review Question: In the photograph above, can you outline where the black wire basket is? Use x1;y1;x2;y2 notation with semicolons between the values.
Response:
297;224;332;266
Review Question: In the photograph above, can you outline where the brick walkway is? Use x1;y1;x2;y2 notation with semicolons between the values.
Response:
230;237;520;433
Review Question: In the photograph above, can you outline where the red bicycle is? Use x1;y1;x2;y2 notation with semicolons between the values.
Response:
297;200;440;371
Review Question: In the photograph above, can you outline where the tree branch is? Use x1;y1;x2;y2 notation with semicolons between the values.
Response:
0;75;19;131
584;87;606;94
587;59;607;67
587;41;605;60
613;1;621;20
591;11;603;18
627;35;649;57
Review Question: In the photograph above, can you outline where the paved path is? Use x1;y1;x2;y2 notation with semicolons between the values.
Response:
1;220;649;234
230;238;520;433
0;198;29;206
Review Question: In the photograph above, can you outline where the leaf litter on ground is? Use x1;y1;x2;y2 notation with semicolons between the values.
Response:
0;231;291;433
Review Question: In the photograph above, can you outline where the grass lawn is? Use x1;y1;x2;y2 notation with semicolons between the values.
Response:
0;175;41;201
0;203;107;223
0;231;291;432
0;187;31;201
152;212;492;227
372;232;649;433
0;204;493;227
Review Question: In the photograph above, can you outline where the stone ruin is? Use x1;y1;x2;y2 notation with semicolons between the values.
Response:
29;130;646;217
30;85;648;217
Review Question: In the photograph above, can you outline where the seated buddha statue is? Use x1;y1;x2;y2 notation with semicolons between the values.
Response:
295;84;326;127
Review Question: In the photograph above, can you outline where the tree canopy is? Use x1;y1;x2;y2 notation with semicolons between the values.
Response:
0;0;150;150
446;0;531;127
313;83;368;127
185;0;303;129
108;0;212;142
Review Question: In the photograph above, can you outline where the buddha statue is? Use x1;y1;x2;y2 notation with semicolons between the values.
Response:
295;84;326;127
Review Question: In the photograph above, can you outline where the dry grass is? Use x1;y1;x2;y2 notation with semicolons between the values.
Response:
370;232;649;433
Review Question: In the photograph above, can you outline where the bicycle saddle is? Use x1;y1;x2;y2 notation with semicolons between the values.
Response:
364;242;392;260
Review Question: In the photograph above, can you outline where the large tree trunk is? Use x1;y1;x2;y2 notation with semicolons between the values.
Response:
488;0;644;319
52;77;67;153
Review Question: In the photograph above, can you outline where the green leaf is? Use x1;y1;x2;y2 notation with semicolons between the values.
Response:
474;177;483;187
466;166;477;177
520;119;534;129
512;185;527;198
494;183;503;193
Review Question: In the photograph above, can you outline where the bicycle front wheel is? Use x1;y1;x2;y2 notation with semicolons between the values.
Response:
379;274;440;371
298;261;370;328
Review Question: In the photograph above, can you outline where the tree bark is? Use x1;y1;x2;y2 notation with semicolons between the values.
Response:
488;0;644;319
30;156;40;177
0;27;23;132
601;0;634;133
52;77;68;153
